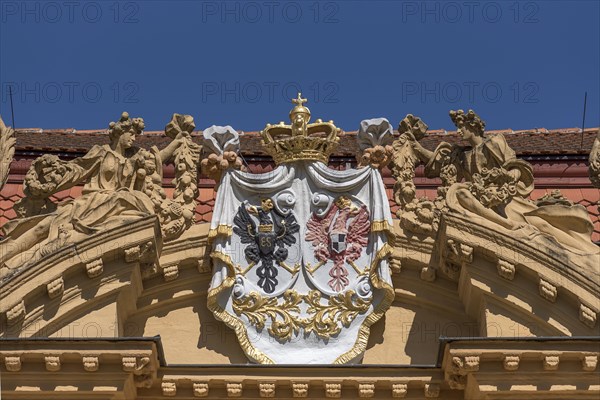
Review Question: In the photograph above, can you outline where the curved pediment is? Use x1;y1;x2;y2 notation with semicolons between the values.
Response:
1;110;599;399
1;217;597;365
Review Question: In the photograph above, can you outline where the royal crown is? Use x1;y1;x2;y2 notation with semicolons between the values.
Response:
260;94;342;165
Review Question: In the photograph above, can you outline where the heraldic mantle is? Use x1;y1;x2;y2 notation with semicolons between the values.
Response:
0;98;598;399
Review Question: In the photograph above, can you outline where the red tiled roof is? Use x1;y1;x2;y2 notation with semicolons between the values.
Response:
2;126;599;241
13;127;599;156
0;184;218;232
2;183;597;241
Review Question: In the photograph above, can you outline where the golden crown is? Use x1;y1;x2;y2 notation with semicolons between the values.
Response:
258;224;274;233
260;94;342;165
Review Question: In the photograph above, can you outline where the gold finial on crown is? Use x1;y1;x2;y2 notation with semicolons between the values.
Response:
260;94;342;165
292;93;308;107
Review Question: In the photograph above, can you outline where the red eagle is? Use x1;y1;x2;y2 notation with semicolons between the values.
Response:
305;196;370;291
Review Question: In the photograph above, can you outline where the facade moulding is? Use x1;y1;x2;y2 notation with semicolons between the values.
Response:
1;111;599;399
1;337;598;399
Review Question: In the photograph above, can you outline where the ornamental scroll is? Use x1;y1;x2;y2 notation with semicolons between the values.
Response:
0;116;15;192
207;96;394;364
0;112;200;276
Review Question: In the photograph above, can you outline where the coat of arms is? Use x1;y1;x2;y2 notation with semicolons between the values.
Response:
206;95;394;364
306;196;370;291
233;198;300;293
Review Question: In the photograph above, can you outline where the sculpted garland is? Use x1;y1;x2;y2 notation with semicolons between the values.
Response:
392;109;599;256
0;117;15;191
1;99;598;364
206;95;394;364
0;112;201;275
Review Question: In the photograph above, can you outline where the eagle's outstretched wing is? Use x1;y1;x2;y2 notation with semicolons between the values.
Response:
305;203;338;247
0;116;15;191
233;202;256;244
347;205;370;251
306;204;339;263
275;212;300;247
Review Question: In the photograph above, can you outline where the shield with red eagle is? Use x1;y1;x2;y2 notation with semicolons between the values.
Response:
306;196;372;293
207;115;395;365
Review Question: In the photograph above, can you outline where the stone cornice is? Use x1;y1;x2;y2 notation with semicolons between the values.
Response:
441;213;599;304
1;337;598;399
3;216;597;340
0;216;162;337
0;338;161;398
394;213;599;338
441;338;600;398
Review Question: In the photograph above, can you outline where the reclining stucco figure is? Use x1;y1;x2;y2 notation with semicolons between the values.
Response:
406;109;598;254
0;112;199;275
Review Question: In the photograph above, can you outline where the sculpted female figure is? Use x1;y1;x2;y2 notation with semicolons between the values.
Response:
407;109;534;229
405;109;597;253
0;112;196;274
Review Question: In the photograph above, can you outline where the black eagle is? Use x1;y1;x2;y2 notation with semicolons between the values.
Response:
233;200;299;293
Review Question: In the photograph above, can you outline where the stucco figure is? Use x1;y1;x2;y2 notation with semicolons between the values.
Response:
0;112;199;275
0;107;598;399
406;110;532;228
403;109;598;254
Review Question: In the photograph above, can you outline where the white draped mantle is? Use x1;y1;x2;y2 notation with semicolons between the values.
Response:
207;160;394;364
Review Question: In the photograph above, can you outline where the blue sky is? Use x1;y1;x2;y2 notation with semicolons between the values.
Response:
1;0;599;132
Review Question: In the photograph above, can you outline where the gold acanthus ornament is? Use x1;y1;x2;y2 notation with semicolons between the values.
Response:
232;290;304;341
260;94;343;165
232;289;372;341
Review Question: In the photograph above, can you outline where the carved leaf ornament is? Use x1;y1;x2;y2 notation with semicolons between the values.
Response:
233;289;372;341
207;96;394;364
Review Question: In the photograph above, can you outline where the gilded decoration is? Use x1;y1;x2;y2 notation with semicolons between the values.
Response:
232;289;304;341
302;289;372;338
232;288;372;341
207;96;394;364
260;93;342;165
1;98;600;400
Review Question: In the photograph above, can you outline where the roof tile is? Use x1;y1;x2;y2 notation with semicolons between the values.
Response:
13;127;599;157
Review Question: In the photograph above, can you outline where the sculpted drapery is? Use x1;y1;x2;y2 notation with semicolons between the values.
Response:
1;103;598;372
397;109;599;255
208;161;394;364
206;100;395;364
0;112;200;275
